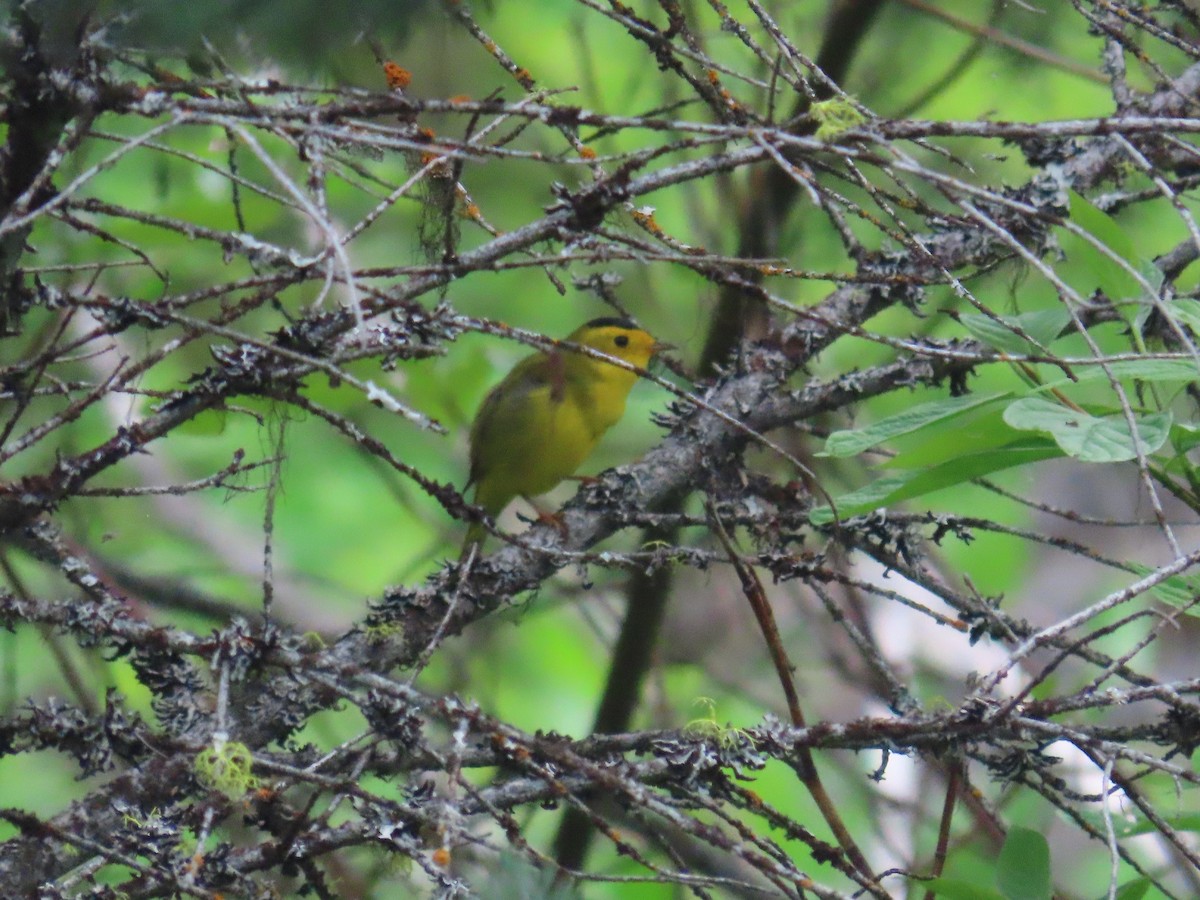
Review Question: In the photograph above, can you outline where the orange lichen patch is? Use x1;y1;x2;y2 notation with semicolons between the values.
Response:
717;87;742;114
449;94;472;105
383;61;412;91
579;146;597;160
631;208;663;236
707;68;720;85
514;67;532;83
432;847;451;867
420;152;453;178
418;127;437;141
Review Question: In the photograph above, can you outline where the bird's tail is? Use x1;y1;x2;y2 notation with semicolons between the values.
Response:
459;521;487;562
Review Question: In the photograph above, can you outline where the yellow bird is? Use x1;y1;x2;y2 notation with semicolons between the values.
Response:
462;317;665;555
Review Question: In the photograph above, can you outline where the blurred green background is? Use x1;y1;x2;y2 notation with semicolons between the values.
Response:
2;1;1194;896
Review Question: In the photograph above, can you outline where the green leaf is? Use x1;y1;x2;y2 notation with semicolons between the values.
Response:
881;408;1022;469
1136;296;1200;347
1170;421;1200;455
1065;191;1159;303
1003;398;1172;462
809;440;1061;524
995;826;1051;900
810;472;910;524
921;878;1007;900
1161;298;1200;334
1113;878;1152;900
1079;810;1200;838
959;308;1072;355
1123;564;1200;616
1057;358;1200;385
1139;257;1167;296
821;393;1008;458
174;407;228;436
1069;190;1137;264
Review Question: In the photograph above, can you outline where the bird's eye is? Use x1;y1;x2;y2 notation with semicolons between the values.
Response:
614;334;630;348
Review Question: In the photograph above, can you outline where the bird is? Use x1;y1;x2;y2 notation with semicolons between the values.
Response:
461;317;665;556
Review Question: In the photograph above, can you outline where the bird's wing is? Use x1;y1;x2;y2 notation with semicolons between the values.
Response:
467;350;564;485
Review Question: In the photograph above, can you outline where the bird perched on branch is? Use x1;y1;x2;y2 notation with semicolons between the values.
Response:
462;317;666;557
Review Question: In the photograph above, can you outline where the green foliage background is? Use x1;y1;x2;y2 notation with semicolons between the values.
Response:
1;1;1198;897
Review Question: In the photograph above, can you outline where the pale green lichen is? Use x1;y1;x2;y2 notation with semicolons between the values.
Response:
194;740;258;801
811;97;866;142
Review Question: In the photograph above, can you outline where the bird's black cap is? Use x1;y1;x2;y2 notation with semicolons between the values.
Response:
582;316;637;330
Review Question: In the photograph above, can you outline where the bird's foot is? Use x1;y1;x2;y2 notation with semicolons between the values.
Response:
518;499;570;537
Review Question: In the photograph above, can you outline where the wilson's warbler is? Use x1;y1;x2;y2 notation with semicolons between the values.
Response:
462;317;665;555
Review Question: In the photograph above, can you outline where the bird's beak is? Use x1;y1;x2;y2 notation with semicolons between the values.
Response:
651;339;674;355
